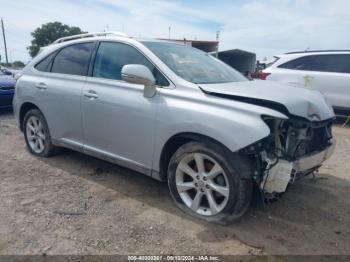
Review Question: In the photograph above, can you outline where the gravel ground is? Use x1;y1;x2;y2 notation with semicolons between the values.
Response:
0;109;349;255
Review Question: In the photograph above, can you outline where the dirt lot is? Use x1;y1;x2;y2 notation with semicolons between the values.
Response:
0;109;350;255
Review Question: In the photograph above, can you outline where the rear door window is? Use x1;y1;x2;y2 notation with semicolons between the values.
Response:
92;42;169;86
278;54;350;73
51;42;94;76
310;54;350;73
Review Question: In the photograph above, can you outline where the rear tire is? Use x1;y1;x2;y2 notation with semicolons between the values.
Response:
23;109;61;157
167;141;252;224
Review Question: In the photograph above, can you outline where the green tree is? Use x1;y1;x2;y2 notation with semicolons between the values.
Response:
0;62;12;68
12;61;25;68
27;22;86;58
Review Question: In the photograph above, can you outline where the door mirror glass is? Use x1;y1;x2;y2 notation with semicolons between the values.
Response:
122;64;156;97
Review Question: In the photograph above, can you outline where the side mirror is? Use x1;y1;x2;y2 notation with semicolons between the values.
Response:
121;64;156;98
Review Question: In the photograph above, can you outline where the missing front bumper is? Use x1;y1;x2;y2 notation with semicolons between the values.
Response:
293;140;335;173
262;140;335;194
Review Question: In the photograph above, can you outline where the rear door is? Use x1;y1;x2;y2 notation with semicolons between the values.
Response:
34;42;95;149
267;55;316;88
268;54;350;109
305;54;350;109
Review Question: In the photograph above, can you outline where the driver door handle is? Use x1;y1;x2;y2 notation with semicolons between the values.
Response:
35;82;47;90
84;90;99;99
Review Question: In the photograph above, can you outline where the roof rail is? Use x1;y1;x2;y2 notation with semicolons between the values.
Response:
52;31;129;44
285;50;350;54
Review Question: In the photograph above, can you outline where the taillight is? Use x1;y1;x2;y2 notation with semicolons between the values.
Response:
258;72;271;80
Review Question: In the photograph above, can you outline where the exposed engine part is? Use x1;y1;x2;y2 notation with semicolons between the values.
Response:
241;117;333;198
261;158;293;194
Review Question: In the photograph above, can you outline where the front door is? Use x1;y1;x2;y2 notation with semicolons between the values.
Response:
82;41;166;174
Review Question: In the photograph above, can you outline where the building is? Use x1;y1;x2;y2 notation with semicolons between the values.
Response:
157;38;219;53
159;38;256;74
217;49;256;74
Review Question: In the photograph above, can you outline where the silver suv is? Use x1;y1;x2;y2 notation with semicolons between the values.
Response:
13;32;335;223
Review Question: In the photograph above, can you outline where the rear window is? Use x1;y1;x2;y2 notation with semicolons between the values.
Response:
264;56;280;68
51;43;94;76
278;54;350;73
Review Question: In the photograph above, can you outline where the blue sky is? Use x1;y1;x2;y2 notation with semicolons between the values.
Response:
0;0;349;62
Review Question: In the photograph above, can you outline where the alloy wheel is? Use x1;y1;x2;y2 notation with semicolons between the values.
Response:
26;116;46;154
175;153;230;216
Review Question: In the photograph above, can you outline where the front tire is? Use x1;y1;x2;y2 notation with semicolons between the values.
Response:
23;109;60;157
167;141;252;224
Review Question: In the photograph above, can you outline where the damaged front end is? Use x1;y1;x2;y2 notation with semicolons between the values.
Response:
240;116;335;200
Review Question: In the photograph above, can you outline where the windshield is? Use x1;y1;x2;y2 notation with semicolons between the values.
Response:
142;42;247;84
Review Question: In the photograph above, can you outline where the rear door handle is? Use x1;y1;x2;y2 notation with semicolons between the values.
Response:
83;90;99;99
35;82;47;90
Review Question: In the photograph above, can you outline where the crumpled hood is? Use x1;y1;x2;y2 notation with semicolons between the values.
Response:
199;80;335;121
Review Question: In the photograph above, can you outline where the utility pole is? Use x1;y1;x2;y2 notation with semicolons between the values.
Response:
1;18;9;64
215;30;220;58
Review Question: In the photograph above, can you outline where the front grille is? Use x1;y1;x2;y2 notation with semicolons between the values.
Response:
0;85;15;90
0;97;13;106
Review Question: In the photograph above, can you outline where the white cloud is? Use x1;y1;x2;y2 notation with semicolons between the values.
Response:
0;0;349;62
219;0;350;56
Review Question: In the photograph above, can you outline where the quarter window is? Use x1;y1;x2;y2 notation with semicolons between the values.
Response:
278;54;350;73
51;43;94;76
35;52;57;72
93;42;169;86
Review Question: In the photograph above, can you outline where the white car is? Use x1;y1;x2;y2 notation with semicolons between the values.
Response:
261;51;350;110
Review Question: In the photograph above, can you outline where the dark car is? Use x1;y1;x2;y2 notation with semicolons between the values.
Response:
0;70;16;109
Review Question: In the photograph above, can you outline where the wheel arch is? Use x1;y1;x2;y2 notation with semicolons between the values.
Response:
19;102;41;132
158;132;235;182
